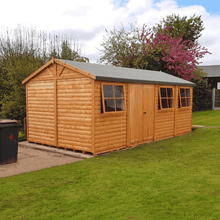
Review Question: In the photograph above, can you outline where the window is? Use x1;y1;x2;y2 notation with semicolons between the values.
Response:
101;84;125;113
159;87;173;110
179;88;191;108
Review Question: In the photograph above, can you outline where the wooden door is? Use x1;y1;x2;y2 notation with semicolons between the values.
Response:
129;84;143;144
128;84;154;145
142;85;154;142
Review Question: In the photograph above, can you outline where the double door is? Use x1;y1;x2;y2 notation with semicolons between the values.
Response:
128;84;154;145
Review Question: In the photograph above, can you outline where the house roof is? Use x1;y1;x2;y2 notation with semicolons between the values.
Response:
199;65;220;77
22;58;195;86
56;59;194;86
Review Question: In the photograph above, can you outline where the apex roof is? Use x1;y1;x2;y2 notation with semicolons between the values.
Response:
22;58;195;86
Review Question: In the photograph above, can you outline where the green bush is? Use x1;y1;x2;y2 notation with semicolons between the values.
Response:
192;78;212;112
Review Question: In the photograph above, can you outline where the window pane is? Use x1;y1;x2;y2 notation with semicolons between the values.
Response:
167;88;173;97
160;88;166;97
103;85;114;98
180;88;185;97
162;99;168;108
114;85;124;98
186;98;190;106
116;99;124;111
181;98;186;107
186;89;190;97
105;99;115;112
168;99;173;108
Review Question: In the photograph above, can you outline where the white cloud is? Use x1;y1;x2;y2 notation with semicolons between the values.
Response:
0;0;219;65
126;0;153;14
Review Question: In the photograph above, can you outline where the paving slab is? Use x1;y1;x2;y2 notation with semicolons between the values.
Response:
0;142;93;178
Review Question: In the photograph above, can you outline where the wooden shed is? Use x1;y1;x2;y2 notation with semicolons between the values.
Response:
22;58;194;155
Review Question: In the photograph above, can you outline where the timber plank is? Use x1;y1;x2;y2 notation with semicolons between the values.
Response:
95;140;127;150
95;127;126;135
58;117;92;122
57;109;92;114
95;131;126;139
58;139;92;148
58;135;91;144
29;131;55;139
58;130;92;138
58;124;92;131
95;134;126;144
56;142;91;152
57;120;91;127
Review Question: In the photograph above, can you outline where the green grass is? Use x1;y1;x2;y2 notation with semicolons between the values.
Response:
192;110;220;127
1;113;220;219
18;131;25;141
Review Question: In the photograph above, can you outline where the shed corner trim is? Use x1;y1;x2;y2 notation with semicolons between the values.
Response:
55;59;96;80
22;58;97;85
22;59;53;84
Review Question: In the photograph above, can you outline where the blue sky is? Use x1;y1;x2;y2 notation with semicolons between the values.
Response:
175;0;220;14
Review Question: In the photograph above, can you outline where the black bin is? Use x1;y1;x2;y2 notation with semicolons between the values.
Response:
0;120;19;165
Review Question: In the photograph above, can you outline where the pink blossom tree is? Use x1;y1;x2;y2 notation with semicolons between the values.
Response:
115;26;210;81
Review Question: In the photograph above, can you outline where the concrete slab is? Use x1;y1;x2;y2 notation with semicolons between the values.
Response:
0;142;93;178
19;141;93;159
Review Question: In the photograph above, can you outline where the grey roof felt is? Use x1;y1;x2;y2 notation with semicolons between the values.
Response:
199;65;220;77
58;59;195;86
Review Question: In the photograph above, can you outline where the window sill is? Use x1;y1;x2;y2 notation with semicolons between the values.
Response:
158;108;175;112
178;106;192;111
100;111;126;117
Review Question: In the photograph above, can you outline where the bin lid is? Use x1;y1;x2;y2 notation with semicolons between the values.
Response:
0;119;18;124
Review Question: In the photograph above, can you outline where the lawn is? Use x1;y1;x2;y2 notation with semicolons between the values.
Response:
192;110;220;127
1;111;220;219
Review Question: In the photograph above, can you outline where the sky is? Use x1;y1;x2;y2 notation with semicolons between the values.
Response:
0;0;220;66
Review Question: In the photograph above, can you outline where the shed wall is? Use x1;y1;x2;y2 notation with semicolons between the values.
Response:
57;77;93;152
27;80;55;145
94;81;127;154
154;85;192;140
154;85;175;140
26;63;93;153
175;87;193;136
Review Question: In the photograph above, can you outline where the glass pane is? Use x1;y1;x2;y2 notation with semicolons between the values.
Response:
181;98;186;107
114;85;124;98
186;98;190;106
186;89;190;97
162;99;168;108
103;85;114;98
160;88;166;97
167;88;173;97
178;96;180;108
180;88;185;97
105;99;115;112
116;99;124;111
168;99;173;108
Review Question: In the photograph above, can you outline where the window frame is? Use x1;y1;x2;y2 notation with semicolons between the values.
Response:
178;87;191;109
158;86;174;110
101;82;126;114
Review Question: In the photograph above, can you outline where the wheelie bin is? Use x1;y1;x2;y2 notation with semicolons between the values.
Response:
0;120;19;164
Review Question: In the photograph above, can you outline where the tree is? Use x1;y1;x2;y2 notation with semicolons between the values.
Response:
99;23;143;66
59;40;89;62
99;24;210;81
152;14;204;44
0;25;89;120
